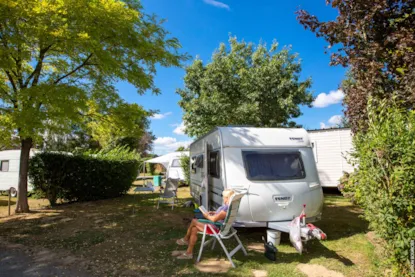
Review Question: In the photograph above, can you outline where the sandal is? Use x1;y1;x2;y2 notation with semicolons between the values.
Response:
176;252;193;260
171;250;186;257
176;238;189;246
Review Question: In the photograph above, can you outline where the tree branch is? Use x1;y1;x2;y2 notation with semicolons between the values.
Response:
4;70;17;93
54;53;94;85
24;44;53;87
0;107;11;113
0;87;14;101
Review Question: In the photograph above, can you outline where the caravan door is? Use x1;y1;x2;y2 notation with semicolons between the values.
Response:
201;142;212;209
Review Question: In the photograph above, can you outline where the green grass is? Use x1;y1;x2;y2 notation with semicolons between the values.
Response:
0;187;387;276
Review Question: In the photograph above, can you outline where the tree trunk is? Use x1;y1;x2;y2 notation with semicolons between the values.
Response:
15;138;32;213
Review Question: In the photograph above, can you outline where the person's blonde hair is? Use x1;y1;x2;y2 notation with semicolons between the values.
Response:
222;189;235;198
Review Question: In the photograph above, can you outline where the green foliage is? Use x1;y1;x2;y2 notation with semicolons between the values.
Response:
83;146;140;161
85;101;152;149
177;36;312;137
180;155;190;185
349;98;415;275
29;151;140;206
297;1;415;132
176;146;186;151
145;160;156;175
338;171;357;203
0;0;186;211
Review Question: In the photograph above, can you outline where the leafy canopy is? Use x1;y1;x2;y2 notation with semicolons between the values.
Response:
0;0;186;144
297;0;415;132
177;36;312;138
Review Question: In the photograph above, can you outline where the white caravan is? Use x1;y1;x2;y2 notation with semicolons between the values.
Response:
189;127;324;234
0;149;37;196
145;151;189;181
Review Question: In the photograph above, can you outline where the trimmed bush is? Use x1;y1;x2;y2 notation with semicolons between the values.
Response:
29;152;140;206
349;99;415;275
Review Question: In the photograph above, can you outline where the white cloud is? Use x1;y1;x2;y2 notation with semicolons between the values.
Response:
150;112;172;120
154;137;177;145
153;136;193;155
328;115;342;126
173;122;186;135
312;89;344;108
203;0;230;10
320;114;343;129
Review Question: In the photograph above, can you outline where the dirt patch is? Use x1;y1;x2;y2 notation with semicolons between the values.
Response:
366;231;386;255
252;269;268;277
296;264;344;277
247;242;264;253
195;258;232;273
0;239;90;276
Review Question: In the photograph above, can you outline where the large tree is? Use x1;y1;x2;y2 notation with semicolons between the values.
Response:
297;0;415;132
0;0;186;212
42;101;153;154
177;37;313;138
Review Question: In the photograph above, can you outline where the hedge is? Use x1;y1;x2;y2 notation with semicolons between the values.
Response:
347;99;415;275
29;152;140;206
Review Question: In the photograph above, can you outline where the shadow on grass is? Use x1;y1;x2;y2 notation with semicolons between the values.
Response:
236;228;354;268
0;199;16;206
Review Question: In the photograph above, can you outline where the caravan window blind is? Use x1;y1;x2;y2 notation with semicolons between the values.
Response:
242;151;305;181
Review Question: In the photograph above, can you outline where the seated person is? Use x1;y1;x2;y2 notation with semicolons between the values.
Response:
173;189;235;260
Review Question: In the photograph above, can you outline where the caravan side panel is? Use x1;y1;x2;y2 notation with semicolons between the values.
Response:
189;130;223;207
0;150;37;191
0;150;21;191
308;129;354;187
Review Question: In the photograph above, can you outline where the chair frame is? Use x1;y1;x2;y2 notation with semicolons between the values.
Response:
156;178;179;210
196;193;247;268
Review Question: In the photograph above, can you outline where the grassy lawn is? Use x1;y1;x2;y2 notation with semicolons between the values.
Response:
0;188;387;277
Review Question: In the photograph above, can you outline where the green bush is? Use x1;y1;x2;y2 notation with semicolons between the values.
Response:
349;99;415;275
180;155;190;185
29;152;140;206
338;171;358;204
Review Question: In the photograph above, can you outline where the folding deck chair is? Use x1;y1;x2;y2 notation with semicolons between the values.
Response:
156;178;180;210
196;192;248;268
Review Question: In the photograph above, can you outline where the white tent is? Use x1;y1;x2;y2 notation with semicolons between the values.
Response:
143;151;189;181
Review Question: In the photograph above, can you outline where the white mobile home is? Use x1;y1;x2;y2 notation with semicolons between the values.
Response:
0;150;37;196
189;127;324;231
308;128;354;188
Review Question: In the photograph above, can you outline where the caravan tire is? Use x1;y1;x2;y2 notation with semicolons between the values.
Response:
9;187;17;198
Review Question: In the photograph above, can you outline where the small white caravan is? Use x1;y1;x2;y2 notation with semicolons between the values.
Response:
0;149;37;196
145;151;189;181
189;127;324;235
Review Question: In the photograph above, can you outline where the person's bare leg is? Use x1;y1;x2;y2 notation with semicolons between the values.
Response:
186;222;205;254
184;219;199;241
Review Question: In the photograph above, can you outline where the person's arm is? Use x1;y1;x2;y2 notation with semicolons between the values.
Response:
202;210;226;222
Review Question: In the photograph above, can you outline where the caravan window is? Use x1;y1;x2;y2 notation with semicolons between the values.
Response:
209;151;220;178
196;155;204;168
191;156;197;173
171;159;181;167
0;160;9;172
242;151;305;181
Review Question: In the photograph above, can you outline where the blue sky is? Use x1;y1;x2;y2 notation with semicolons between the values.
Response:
117;0;346;155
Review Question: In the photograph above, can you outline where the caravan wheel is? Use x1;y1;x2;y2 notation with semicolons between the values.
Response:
9;187;17;198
